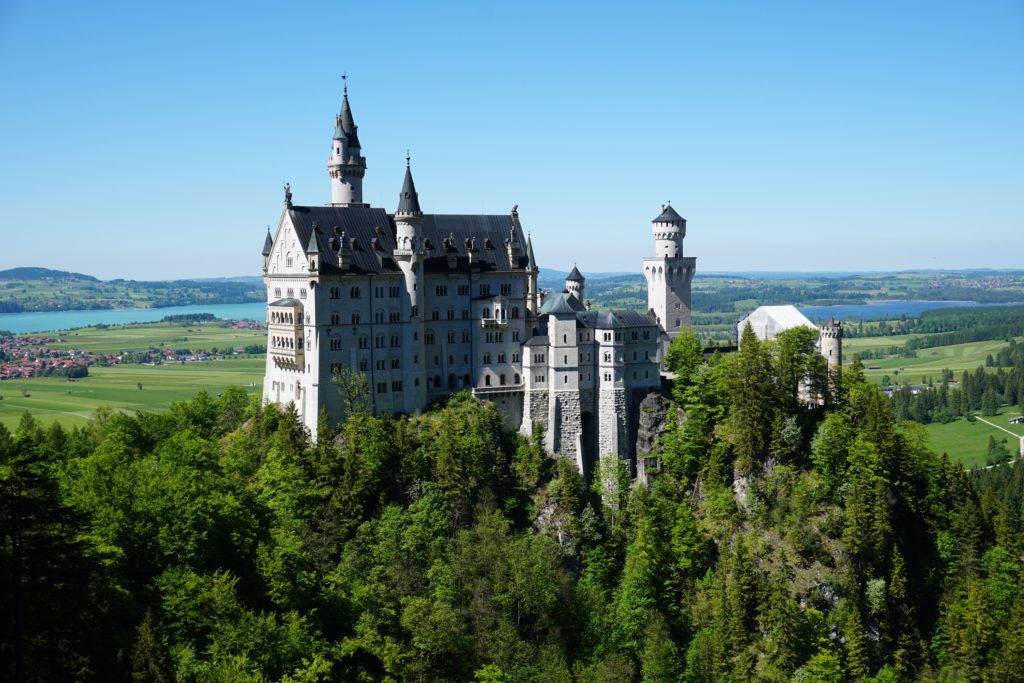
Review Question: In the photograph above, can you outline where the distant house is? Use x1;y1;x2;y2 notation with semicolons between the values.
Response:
1009;416;1024;424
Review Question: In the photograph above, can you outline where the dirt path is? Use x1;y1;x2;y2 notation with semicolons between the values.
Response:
974;415;1024;460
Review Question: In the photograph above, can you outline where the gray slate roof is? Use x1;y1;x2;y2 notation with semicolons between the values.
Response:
577;309;657;329
566;265;585;282
397;165;421;214
538;291;586;315
340;94;360;148
284;205;528;276
269;298;302;307
652;204;685;224
262;230;274;256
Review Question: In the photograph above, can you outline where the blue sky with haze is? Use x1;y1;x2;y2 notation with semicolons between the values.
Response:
0;1;1021;280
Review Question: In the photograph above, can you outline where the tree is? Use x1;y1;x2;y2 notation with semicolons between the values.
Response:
331;366;370;423
724;324;776;475
664;329;704;403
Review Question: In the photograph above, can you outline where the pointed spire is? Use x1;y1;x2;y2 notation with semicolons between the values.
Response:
333;113;345;141
339;74;360;148
307;223;321;254
567;264;585;282
262;227;273;256
397;153;422;215
526;232;537;269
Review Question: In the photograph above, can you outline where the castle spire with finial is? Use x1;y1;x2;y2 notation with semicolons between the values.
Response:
328;72;367;206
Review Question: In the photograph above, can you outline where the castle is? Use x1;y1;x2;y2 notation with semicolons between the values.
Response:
261;83;695;472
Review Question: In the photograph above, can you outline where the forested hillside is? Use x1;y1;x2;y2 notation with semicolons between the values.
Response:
2;328;1022;681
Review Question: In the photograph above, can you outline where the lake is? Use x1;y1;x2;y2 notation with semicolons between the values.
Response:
0;302;267;334
1;299;1021;334
798;300;1021;321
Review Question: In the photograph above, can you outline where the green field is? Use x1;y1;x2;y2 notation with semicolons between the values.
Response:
0;358;264;430
29;320;266;354
924;406;1024;469
845;335;1021;385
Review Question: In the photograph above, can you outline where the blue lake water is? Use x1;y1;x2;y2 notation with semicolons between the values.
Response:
1;299;1021;334
798;300;1021;321
0;302;267;334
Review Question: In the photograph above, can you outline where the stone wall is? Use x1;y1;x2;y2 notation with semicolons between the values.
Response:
552;390;582;458
522;389;549;437
597;387;627;458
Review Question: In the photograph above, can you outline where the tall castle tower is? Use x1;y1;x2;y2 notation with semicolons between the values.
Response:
820;317;843;369
642;203;696;345
327;79;367;206
393;156;428;412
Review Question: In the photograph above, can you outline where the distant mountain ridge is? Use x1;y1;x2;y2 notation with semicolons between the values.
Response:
0;266;99;282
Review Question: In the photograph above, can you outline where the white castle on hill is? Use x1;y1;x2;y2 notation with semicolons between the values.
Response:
260;83;695;471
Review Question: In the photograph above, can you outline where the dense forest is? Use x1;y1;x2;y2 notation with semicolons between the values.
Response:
2;327;1023;681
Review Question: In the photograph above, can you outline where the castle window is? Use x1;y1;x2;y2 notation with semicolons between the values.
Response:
375;286;385;298
390;335;399;347
432;310;440;321
604;333;611;342
462;331;470;343
390;286;401;297
498;353;506;363
458;284;470;296
675;319;680;327
604;352;611;362
436;285;448;296
482;308;490;319
643;331;650;339
604;372;611;382
563;335;567;343
274;288;281;298
375;335;384;348
351;312;360;324
391;359;400;369
514;373;520;384
633;371;637;379
512;331;520;342
425;333;435;344
448;374;457;389
462;309;469;319
447;309;455;320
512;353;520;363
564;355;568;364
286;254;293;268
485;375;491;386
645;350;650;360
479;284;491;295
287;288;294;298
632;331;638;340
376;359;385;370
392;381;403;392
447;331;456;343
449;354;454;364
483;353;492;364
564;375;568;384
501;283;512;295
300;288;307;299
633;352;637;360
359;359;368;371
464;373;471;386
377;382;387;393
511;307;519;318
358;336;368;349
330;313;339;325
330;287;339;299
330;339;342;350
375;310;385;323
350;286;361;298
500;374;506;386
390;311;400;322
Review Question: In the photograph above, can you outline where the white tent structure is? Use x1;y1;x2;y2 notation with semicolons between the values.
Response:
738;305;817;344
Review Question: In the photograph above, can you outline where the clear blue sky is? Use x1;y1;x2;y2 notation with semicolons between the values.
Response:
1;1;1021;280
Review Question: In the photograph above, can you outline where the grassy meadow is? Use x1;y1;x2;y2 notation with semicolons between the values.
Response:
0;358;264;430
924;406;1024;469
36;320;265;354
845;335;1021;385
2;321;266;430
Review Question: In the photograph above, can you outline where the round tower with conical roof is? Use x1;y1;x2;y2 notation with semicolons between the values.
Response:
328;79;367;206
393;157;427;412
565;265;586;302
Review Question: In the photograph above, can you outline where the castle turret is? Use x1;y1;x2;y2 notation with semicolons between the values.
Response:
393;156;426;412
565;265;585;302
820;317;843;369
327;79;367;206
262;228;273;272
642;202;696;349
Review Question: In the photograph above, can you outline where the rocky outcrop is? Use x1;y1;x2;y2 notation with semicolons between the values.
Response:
635;391;671;456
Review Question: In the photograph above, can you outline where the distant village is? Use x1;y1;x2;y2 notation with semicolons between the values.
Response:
0;320;264;380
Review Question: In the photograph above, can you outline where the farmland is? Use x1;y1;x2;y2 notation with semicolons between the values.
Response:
0;358;264;430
